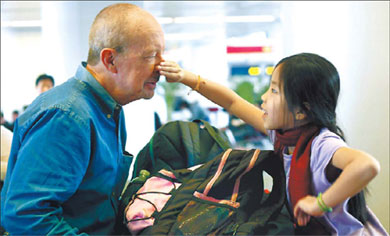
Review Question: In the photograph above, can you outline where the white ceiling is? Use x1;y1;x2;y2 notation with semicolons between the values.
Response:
1;1;281;37
142;1;282;39
141;1;281;17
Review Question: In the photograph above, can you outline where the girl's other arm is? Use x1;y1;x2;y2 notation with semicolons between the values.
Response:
320;147;380;209
157;61;267;135
293;147;380;226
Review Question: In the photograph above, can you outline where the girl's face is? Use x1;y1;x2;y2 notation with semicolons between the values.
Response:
260;65;296;131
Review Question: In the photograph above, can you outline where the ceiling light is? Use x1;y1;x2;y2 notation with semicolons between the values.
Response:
156;17;174;24
172;15;276;24
225;15;276;23
1;20;42;28
164;32;208;41
174;16;224;24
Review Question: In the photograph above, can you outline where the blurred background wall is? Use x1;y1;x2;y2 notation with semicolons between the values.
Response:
1;1;388;231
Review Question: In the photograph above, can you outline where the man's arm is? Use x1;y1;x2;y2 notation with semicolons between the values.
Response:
1;109;90;235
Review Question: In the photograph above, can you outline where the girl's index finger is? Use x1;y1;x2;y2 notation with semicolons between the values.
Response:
160;61;174;65
160;61;178;67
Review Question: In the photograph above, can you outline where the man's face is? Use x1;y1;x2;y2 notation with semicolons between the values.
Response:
36;79;54;94
113;27;165;105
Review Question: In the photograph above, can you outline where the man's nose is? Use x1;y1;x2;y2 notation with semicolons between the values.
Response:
155;54;163;65
153;56;163;73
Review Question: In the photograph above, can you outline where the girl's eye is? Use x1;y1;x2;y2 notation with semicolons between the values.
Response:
271;88;278;94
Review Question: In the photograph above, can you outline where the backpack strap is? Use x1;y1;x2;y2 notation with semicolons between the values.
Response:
195;119;231;150
203;148;233;195
202;148;261;204
132;134;156;177
179;121;201;167
149;134;156;168
231;149;261;202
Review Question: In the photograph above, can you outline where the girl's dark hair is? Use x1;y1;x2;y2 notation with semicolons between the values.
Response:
275;52;368;224
276;53;344;139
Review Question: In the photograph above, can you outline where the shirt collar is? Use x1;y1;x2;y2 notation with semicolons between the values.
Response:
76;62;121;116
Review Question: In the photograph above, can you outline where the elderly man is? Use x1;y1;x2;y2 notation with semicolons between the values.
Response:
1;3;164;235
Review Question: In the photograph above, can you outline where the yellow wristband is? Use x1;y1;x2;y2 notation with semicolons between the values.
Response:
188;75;203;95
194;75;202;91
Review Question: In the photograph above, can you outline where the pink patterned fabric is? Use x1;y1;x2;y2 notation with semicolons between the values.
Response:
125;170;181;235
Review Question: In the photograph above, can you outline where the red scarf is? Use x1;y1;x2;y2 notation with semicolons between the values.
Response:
274;124;320;210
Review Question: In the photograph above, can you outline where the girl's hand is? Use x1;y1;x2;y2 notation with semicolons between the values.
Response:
293;195;324;226
156;61;186;83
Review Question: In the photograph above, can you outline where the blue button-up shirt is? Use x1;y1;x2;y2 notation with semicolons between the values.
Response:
1;62;132;235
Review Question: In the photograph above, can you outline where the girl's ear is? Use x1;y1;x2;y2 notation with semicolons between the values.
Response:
295;102;310;120
295;110;306;121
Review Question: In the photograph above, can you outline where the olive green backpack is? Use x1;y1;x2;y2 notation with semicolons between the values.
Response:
131;119;232;178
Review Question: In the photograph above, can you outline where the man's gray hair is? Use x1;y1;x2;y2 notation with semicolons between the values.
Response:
87;3;142;65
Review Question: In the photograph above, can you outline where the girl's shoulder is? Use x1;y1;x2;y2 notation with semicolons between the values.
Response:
310;128;348;172
312;128;347;151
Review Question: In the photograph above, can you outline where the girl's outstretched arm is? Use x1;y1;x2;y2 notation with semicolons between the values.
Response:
157;61;267;135
293;147;380;226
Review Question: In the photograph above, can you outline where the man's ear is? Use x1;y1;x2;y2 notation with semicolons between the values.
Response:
100;48;117;73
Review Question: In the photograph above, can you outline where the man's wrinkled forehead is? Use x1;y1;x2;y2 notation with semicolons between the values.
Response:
118;11;165;54
129;29;165;52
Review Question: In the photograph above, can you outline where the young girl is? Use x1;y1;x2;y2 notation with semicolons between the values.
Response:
156;53;388;235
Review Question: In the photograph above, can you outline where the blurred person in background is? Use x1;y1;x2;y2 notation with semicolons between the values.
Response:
7;110;20;132
1;3;164;235
35;73;55;95
1;125;13;187
172;96;209;122
0;125;13;235
21;74;56;113
11;110;18;123
0;111;13;132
